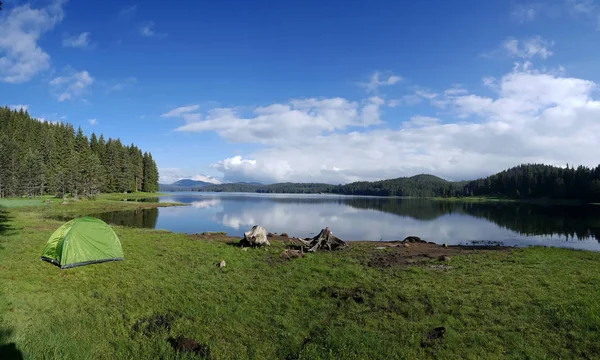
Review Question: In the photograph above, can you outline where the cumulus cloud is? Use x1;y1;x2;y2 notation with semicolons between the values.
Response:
177;63;600;185
172;97;385;144
360;71;402;93
0;0;65;83
88;119;97;125
49;68;94;102
62;32;91;48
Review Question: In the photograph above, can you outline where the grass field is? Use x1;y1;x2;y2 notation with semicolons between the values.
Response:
1;197;600;359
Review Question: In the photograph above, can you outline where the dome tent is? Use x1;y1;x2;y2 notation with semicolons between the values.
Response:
41;216;124;269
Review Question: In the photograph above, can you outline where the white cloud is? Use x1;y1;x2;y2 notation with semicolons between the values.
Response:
9;104;28;111
361;71;402;93
511;4;539;22
173;97;384;144
62;32;91;48
88;119;97;125
388;95;423;107
139;21;166;38
161;105;200;118
49;68;94;102
191;175;222;184
182;64;600;185
567;0;595;15
502;36;554;59
108;77;137;92
0;1;65;83
119;4;137;18
406;115;440;127
158;167;223;184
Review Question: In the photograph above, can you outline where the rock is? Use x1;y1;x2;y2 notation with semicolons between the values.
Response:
267;232;274;238
438;255;451;262
403;243;410;248
281;233;289;238
375;246;386;250
443;243;448;248
217;260;226;268
403;236;425;243
280;249;303;260
241;225;270;246
429;264;453;271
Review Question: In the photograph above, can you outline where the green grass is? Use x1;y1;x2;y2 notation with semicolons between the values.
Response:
1;199;600;359
98;192;167;201
0;199;49;208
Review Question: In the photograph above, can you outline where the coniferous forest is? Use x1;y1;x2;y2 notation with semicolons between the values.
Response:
0;107;159;198
194;165;600;202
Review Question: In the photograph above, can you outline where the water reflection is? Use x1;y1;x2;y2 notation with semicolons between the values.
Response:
94;193;600;251
97;207;159;228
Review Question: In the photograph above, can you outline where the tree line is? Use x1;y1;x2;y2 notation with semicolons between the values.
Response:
0;107;159;198
192;164;600;202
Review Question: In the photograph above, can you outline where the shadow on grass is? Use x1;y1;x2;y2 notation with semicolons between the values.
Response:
0;208;23;359
0;328;23;360
0;207;14;235
0;207;16;250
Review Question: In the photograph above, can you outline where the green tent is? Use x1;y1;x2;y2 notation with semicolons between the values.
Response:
41;216;124;269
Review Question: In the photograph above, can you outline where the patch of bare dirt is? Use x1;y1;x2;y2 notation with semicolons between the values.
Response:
131;312;181;337
168;336;212;358
360;242;509;268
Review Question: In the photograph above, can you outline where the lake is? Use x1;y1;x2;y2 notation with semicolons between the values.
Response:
97;192;600;251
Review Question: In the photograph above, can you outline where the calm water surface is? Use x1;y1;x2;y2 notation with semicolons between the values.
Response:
97;192;600;251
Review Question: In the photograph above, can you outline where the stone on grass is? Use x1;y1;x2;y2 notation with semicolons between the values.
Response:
217;260;226;268
280;249;303;260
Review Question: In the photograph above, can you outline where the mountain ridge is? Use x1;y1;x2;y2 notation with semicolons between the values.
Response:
162;163;600;202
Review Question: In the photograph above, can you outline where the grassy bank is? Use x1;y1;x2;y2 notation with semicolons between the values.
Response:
1;199;600;359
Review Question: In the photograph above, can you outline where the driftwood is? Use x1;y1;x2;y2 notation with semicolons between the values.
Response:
295;227;347;252
240;225;270;246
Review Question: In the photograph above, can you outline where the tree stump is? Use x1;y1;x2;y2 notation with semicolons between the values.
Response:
240;225;270;247
295;227;347;252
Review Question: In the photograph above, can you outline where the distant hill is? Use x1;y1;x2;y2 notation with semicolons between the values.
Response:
159;179;264;192
159;179;213;191
189;163;600;202
172;179;213;187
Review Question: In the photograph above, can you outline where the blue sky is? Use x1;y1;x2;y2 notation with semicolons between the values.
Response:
3;0;600;184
